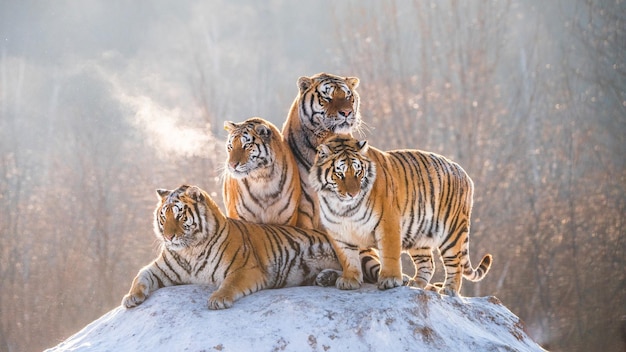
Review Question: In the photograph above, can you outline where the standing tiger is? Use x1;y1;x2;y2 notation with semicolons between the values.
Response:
122;184;344;310
309;135;492;296
282;72;362;230
223;117;301;227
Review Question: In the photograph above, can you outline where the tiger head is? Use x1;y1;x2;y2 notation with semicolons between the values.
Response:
310;134;376;203
298;72;361;136
223;117;279;179
154;185;212;251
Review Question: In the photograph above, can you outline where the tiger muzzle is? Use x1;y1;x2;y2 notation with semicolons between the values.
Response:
343;175;361;199
163;210;183;241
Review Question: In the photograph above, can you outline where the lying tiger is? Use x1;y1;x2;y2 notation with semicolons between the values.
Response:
122;184;353;310
310;135;492;296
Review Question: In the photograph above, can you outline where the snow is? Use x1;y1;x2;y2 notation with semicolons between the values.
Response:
45;284;545;352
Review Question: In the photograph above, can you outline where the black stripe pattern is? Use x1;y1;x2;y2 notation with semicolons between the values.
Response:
310;135;492;296
122;184;346;310
282;73;361;230
223;117;300;227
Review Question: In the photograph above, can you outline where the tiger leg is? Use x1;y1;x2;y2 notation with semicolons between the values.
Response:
296;207;314;229
375;220;404;290
361;248;414;286
439;229;467;296
332;240;363;290
296;185;319;229
360;248;381;284
122;260;174;308
407;247;438;291
316;247;381;287
208;268;266;309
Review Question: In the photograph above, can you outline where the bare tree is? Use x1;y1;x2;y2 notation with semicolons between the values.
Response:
331;0;626;350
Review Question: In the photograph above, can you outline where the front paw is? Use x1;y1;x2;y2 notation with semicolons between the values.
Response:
122;292;146;308
208;292;234;310
336;276;362;290
377;275;403;290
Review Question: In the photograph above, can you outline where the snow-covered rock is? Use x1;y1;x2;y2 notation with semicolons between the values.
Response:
45;284;545;352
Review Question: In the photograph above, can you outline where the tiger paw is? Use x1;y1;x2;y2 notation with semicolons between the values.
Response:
424;284;440;292
410;278;429;289
402;274;413;286
377;275;404;290
316;269;341;287
208;293;234;310
336;276;362;290
438;286;459;297
122;292;146;308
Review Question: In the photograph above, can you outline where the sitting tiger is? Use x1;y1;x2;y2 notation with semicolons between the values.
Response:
309;135;493;296
121;184;355;310
222;117;385;286
223;117;302;227
282;72;362;230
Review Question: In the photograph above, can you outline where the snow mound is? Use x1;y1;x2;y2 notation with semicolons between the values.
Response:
46;285;545;352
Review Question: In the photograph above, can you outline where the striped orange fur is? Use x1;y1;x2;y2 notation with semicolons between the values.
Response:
223;117;302;227
281;73;362;230
310;135;492;296
122;185;344;310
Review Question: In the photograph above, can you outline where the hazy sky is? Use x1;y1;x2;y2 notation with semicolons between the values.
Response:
1;0;359;159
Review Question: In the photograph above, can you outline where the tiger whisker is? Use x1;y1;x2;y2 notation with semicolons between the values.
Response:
353;119;373;138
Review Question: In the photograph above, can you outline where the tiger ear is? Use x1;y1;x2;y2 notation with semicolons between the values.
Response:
316;144;331;162
357;140;369;154
254;124;272;141
298;76;313;93
156;189;171;200
185;186;205;202
345;77;360;90
224;121;238;132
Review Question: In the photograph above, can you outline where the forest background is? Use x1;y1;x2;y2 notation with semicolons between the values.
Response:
1;1;624;351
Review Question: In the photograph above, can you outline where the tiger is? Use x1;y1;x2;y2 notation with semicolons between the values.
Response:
223;117;301;227
309;134;493;296
281;72;362;230
122;184;347;310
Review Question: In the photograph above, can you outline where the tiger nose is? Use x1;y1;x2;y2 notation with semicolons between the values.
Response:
338;108;352;117
347;190;359;198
